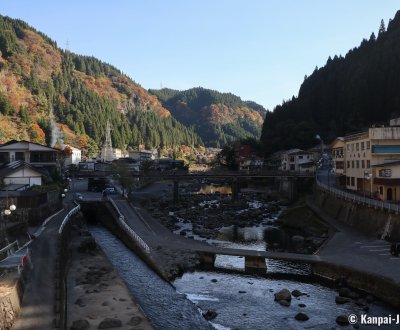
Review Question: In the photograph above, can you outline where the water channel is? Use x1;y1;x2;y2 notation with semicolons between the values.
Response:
89;183;397;329
90;224;397;330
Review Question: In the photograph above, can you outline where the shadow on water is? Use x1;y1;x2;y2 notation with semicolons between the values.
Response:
89;224;213;330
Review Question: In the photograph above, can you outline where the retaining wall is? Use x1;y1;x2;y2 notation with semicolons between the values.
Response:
313;262;400;308
0;271;25;329
315;190;400;240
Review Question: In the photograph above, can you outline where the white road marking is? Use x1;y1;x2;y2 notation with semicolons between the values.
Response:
379;253;391;256
369;249;390;252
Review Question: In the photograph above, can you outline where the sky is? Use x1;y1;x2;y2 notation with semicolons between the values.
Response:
0;1;399;111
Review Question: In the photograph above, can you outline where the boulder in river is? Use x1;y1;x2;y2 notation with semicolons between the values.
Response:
71;319;90;330
202;310;218;321
336;315;349;326
274;289;292;302
97;317;122;328
295;313;309;321
335;296;351;304
291;289;304;298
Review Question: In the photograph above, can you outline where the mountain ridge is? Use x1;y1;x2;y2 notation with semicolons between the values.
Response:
261;11;400;155
150;87;266;147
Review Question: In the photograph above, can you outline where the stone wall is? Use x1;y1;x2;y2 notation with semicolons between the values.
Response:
315;190;400;240
0;272;24;330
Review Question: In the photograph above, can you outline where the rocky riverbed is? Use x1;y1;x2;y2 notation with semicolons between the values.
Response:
142;186;329;254
66;223;153;330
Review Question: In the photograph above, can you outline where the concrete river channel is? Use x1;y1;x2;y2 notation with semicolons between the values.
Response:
89;214;397;330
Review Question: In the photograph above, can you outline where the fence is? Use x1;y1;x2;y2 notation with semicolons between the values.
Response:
58;204;81;235
316;178;400;214
0;240;19;261
107;197;150;253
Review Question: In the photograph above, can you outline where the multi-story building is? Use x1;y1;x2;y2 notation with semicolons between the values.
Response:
330;137;345;185
0;140;57;169
281;149;316;173
332;119;400;201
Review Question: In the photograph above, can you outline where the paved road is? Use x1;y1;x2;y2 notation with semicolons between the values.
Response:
9;198;75;330
307;199;400;285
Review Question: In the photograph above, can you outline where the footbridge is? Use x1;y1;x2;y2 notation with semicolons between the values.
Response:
98;196;323;272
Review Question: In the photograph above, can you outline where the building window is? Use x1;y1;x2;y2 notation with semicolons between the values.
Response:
361;142;365;150
356;143;359;151
347;145;350;151
362;160;365;168
379;186;383;195
347;161;350;168
352;161;355;168
356;160;359;168
367;141;370;149
346;176;350;185
351;177;355;186
351;144;354;152
367;160;370;168
298;156;303;159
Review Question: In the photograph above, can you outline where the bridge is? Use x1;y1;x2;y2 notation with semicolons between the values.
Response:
77;169;314;202
88;195;324;273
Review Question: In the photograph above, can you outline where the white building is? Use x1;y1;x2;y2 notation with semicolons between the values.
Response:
281;149;316;173
64;146;82;166
0;161;47;187
128;150;156;162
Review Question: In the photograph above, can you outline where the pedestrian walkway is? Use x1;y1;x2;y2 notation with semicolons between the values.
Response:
307;198;400;285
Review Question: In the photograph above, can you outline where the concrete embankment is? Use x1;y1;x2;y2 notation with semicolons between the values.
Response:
309;190;400;308
314;190;400;240
312;262;400;308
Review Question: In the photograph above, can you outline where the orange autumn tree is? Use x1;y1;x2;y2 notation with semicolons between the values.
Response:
28;123;46;144
56;145;73;170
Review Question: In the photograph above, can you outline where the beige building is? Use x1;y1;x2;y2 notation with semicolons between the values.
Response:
281;149;316;173
332;119;400;201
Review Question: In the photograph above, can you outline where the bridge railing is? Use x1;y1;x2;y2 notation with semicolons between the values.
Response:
107;197;150;254
316;178;400;213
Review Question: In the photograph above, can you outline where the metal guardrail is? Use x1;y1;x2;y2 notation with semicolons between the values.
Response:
58;204;81;235
0;240;19;260
107;197;150;253
316;178;400;214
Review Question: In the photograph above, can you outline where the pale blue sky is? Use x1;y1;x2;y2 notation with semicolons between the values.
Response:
0;1;399;110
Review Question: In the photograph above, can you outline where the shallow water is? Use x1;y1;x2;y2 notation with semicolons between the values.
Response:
174;271;398;330
89;225;213;330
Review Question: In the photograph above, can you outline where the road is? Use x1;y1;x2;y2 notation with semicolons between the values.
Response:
2;196;76;329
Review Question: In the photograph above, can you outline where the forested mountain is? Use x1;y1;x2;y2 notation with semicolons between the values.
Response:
149;87;266;147
0;15;202;155
261;11;400;155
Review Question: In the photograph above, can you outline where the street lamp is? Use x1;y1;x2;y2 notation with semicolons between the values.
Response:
2;204;17;244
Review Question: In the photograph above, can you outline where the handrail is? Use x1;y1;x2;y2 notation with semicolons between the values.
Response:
58;204;81;235
0;240;19;258
107;197;150;253
315;177;400;213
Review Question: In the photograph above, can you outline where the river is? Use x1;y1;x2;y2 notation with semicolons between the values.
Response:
90;224;396;330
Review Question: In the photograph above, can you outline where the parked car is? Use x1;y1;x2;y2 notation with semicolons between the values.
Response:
102;187;117;196
74;193;83;201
